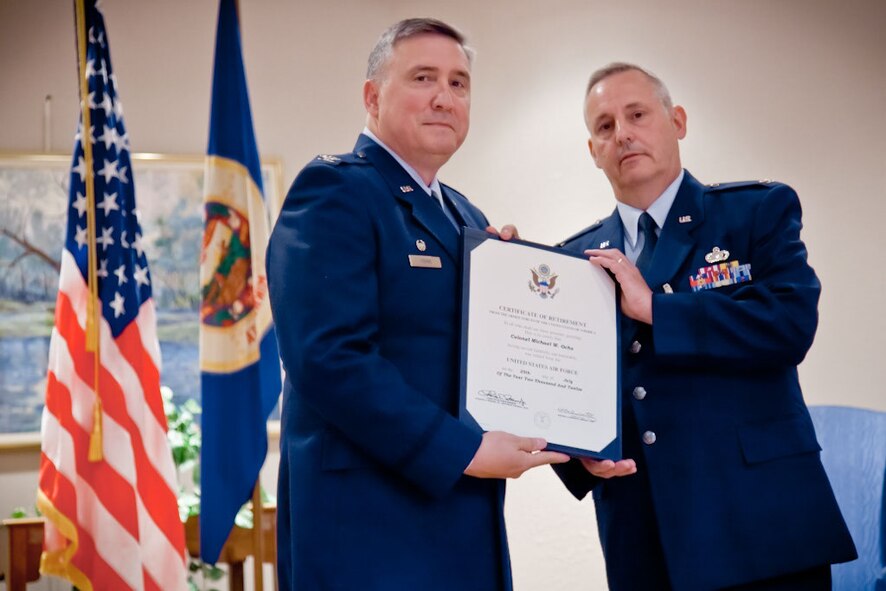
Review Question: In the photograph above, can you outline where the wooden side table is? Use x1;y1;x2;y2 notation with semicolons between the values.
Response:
1;517;44;591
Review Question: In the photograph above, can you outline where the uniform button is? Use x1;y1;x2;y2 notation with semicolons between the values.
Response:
632;386;647;400
629;340;642;354
642;431;657;445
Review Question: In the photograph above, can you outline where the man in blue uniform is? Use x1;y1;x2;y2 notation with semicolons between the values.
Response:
267;18;568;590
555;63;856;590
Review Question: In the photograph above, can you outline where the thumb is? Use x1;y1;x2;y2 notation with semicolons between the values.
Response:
517;436;548;453
500;224;519;240
527;451;571;467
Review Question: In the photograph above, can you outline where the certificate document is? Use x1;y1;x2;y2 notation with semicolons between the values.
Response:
459;228;620;459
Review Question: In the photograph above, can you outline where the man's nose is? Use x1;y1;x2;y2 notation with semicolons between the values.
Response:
431;83;454;110
614;119;632;144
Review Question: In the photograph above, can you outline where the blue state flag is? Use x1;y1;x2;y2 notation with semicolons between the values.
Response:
199;0;282;564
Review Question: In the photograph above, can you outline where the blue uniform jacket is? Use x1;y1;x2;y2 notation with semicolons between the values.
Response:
554;171;856;590
267;134;510;590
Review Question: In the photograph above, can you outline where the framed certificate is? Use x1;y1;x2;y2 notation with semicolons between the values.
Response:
459;228;621;460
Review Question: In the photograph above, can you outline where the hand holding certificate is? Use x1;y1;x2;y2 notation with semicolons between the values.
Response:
459;228;621;460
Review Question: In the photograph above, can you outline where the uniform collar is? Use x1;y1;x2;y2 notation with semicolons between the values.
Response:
361;127;442;199
616;169;685;249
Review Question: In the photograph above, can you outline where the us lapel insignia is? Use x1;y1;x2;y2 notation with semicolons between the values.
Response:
678;215;692;224
416;239;427;252
599;240;610;249
400;185;414;193
704;246;730;263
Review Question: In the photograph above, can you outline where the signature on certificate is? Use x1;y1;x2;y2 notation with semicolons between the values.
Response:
475;389;528;409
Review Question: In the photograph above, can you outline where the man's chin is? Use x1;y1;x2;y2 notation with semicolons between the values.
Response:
422;138;462;159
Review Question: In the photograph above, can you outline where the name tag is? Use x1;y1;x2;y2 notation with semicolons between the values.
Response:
408;255;442;269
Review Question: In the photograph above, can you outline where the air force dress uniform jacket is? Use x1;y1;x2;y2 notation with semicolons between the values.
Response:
267;134;510;590
554;171;856;590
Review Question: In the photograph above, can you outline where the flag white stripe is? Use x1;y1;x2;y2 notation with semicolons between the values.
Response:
137;496;189;591
135;299;161;372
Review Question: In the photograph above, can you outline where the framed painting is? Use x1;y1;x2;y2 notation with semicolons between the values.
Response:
0;152;285;444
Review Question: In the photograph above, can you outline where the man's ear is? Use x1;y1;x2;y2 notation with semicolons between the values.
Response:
363;79;380;117
672;105;687;140
588;138;602;169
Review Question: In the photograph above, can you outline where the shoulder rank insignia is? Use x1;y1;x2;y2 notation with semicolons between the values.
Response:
316;154;341;164
707;179;779;192
704;246;729;263
556;219;604;248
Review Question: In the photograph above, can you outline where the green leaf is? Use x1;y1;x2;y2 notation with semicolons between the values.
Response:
9;506;28;518
204;564;226;580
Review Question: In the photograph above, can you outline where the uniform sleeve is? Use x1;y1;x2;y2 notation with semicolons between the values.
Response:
267;163;480;498
652;184;820;366
552;459;600;500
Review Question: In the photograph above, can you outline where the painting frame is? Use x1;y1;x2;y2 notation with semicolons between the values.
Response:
0;152;286;449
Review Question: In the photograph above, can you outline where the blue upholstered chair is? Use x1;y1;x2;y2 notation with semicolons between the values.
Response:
808;405;886;590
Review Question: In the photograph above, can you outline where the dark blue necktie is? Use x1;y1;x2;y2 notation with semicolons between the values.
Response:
635;212;658;275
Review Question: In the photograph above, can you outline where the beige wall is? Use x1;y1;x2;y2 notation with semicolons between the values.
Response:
1;0;884;589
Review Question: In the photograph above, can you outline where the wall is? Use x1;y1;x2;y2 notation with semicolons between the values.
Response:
1;0;884;589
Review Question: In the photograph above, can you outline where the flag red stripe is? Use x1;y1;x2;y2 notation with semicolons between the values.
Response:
115;320;167;431
144;568;164;591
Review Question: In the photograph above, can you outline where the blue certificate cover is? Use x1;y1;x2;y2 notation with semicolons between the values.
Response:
458;228;622;460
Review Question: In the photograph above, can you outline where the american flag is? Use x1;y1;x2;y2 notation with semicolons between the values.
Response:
37;1;187;589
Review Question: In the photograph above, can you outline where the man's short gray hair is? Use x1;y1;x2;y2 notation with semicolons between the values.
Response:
366;18;474;81
585;62;674;111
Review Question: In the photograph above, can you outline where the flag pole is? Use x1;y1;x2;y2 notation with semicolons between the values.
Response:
252;479;264;591
74;0;103;462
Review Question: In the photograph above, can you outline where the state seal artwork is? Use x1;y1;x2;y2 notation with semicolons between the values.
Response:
199;156;274;373
201;202;256;327
529;263;559;299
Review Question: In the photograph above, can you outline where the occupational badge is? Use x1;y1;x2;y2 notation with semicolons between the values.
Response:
704;246;730;263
